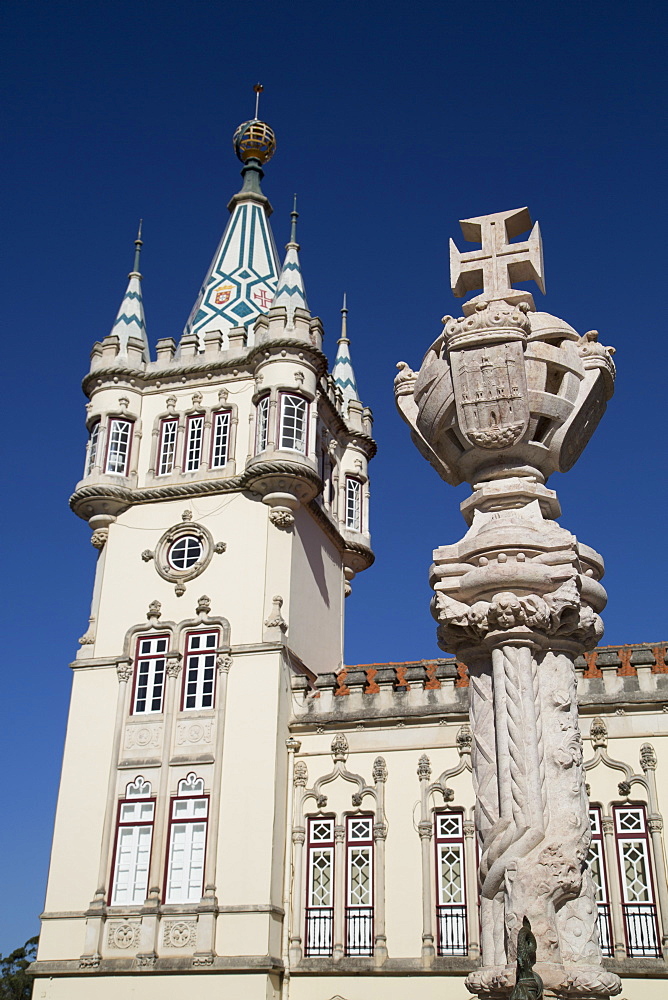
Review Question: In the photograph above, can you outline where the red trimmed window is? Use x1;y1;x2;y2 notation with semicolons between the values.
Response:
132;635;168;715
165;774;208;904
346;815;374;956
279;393;308;453
184;414;205;472
614;804;661;957
305;817;334;957
85;421;100;476
256;396;270;453
587;808;613;956
105;418;132;475
182;631;218;710
345;477;362;531
110;777;154;905
158;417;178;476
435;811;467;956
210;410;231;469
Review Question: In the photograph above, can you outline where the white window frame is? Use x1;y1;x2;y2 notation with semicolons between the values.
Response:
279;393;308;453
434;811;467;957
587;807;613;957
614;804;661;958
110;793;155;905
184;414;205;472
345;815;374;956
158;417;179;476
182;630;218;710
345;477;362;531
85;421;100;476
105;418;132;475
210;410;231;469
256;396;270;453
306;817;335;957
133;634;168;715
165;792;208;904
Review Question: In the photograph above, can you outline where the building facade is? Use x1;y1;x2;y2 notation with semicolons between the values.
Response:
32;117;668;1000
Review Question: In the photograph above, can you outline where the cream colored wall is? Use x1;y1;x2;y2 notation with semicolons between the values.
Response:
289;507;344;674
32;973;281;1000
44;665;118;911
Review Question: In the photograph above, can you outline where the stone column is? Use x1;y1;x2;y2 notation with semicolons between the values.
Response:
333;824;345;960
417;754;435;965
289;759;308;964
372;756;388;965
640;744;668;959
463;817;480;960
280;737;301;999
394;205;621;1000
601;815;626;959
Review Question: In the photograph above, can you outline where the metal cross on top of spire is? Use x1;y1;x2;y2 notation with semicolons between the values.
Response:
449;207;545;305
253;82;264;120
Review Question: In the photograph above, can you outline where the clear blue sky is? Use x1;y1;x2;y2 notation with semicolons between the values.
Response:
2;0;666;954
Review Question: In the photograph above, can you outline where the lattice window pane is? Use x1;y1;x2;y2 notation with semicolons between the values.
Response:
349;848;371;905
349;818;372;842
438;814;463;839
310;849;333;907
345;478;362;531
106;419;131;474
256;397;269;452
621;842;652;902
158;418;178;475
439;845;464;904
133;635;168;714
211;411;231;468
183;631;218;710
586;842;607;903
311;820;334;842
617;808;644;833
185;415;204;472
279;394;307;452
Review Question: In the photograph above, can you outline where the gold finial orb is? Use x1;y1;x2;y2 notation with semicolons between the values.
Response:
233;119;276;165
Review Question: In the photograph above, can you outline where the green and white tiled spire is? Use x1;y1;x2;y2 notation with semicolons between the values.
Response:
273;196;309;329
110;222;149;361
332;294;360;406
182;116;281;350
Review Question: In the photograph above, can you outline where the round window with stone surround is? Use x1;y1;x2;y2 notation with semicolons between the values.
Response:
153;520;215;584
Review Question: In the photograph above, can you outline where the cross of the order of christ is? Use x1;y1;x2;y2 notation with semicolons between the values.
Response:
449;207;545;304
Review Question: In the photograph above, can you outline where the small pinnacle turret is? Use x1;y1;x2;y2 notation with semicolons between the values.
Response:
273;196;309;329
332;293;360;407
109;222;149;361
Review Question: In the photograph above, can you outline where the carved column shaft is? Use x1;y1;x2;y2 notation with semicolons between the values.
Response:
333;825;345;959
463;819;480;960
601;815;626;959
417;759;435;964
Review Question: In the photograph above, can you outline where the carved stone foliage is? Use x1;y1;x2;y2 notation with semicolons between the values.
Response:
589;717;607;749
640;743;657;770
264;595;288;632
107;921;140;950
125;723;161;751
162;919;196;949
175;720;213;747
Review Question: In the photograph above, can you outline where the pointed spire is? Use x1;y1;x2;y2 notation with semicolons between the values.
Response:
182;97;280;350
332;293;360;406
272;195;309;329
110;222;149;361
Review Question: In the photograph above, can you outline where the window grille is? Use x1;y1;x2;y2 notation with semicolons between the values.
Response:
435;811;467;956
110;796;155;904
182;631;218;710
587;808;613;956
279;394;308;453
256;396;270;453
85;421;100;476
345;477;362;531
306;818;334;956
158;418;178;475
133;635;168;714
346;815;373;956
106;419;132;475
210;410;231;468
614;805;661;957
184;414;204;472
165;793;208;903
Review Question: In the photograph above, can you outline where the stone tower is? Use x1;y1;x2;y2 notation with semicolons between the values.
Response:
33;110;375;999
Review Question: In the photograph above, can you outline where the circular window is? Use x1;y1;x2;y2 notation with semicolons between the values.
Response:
168;535;203;570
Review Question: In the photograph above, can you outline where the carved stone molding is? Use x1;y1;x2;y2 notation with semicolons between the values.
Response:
162;919;196;949
125;724;162;751
175;721;213;747
107;921;140;950
264;595;288;632
116;659;133;682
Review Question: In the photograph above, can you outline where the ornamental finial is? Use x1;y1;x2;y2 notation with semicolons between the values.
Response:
131;219;143;277
233;85;276;166
340;293;349;343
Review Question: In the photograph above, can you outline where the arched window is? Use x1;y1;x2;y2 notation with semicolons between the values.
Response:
435;811;467;956
345;477;362;531
165;773;208;904
256;396;270;453
279;393;308;453
184;413;205;472
105;418;133;475
614;804;661;957
157;417;178;476
210;410;231;468
110;778;155;905
85;421;100;476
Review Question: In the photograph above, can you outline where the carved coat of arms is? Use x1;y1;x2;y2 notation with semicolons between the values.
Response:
450;340;529;449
